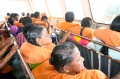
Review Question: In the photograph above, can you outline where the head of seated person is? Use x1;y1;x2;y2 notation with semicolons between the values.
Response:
65;11;74;23
26;13;30;17
8;18;14;25
34;11;40;19
22;12;25;16
110;15;120;32
13;13;19;21
10;13;15;18
7;13;10;16
81;17;92;28
41;16;48;22
31;13;34;18
49;42;84;74
21;17;32;25
26;26;52;47
23;23;35;39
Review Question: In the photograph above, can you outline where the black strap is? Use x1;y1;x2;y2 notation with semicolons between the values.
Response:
80;27;86;36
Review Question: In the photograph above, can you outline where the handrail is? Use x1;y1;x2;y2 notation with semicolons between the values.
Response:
54;28;120;52
67;39;120;64
4;22;34;79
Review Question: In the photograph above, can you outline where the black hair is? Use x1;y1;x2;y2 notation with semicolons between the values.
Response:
81;17;92;27
19;18;24;23
34;11;40;18
26;26;44;46
100;46;108;55
22;12;25;16
10;13;15;18
65;11;74;22
26;13;30;17
21;17;32;25
41;16;48;21
8;17;14;25
31;13;34;18
110;15;120;32
7;13;10;16
14;13;19;18
49;42;76;72
23;23;35;40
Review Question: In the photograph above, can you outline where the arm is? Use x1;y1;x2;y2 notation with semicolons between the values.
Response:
0;36;15;49
0;37;15;58
0;45;18;71
58;31;71;44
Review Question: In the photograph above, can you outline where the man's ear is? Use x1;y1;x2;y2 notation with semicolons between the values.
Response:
63;65;70;73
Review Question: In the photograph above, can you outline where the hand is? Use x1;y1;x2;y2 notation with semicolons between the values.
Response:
11;45;18;51
6;36;16;45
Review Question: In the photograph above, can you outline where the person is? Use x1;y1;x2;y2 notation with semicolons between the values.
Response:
32;42;108;79
4;13;10;22
20;25;71;69
57;11;81;31
32;11;40;23
66;17;94;46
26;13;30;17
35;16;49;31
21;17;32;25
13;13;19;21
80;17;94;38
21;12;25;18
8;18;18;37
13;13;23;27
68;17;94;39
88;15;120;60
31;13;34;18
0;37;18;79
16;17;32;47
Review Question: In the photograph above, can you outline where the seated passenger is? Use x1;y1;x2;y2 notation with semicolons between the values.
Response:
21;12;25;18
56;11;81;30
16;17;32;47
88;15;120;60
8;18;18;37
20;25;55;65
68;17;94;39
31;13;34;18
0;37;18;79
10;13;15;19
67;17;94;46
80;17;94;39
35;16;48;29
32;11;41;24
4;13;10;22
20;25;70;68
40;13;46;18
26;13;30;17
13;13;23;27
32;42;108;79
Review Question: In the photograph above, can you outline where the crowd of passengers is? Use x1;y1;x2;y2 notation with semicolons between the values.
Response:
0;11;120;79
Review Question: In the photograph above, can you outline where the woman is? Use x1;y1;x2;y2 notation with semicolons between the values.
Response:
88;15;120;60
8;18;18;37
32;11;41;24
20;25;70;69
16;17;33;47
67;17;94;46
32;42;108;79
